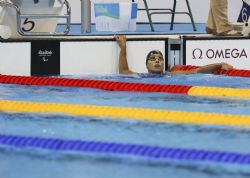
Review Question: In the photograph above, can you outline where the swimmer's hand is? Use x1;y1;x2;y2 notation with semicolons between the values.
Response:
221;62;233;70
115;35;126;49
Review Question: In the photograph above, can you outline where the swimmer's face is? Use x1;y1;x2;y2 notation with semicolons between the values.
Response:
146;53;164;74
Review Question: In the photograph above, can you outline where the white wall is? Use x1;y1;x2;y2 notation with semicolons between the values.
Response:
0;39;166;75
60;40;166;75
67;0;243;23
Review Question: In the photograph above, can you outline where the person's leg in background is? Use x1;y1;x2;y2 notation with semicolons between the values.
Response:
206;0;217;35
206;0;241;36
213;0;235;35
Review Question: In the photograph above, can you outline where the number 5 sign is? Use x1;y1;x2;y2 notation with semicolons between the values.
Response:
22;18;35;32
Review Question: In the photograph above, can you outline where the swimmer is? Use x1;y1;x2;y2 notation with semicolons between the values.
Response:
115;35;233;75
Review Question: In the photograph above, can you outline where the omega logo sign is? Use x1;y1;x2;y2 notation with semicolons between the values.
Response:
192;48;248;59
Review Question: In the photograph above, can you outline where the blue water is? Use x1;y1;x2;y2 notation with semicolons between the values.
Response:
0;74;250;178
58;23;206;35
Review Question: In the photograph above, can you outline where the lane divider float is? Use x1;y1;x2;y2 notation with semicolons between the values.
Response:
0;75;250;99
171;65;250;78
1;100;250;127
0;134;250;165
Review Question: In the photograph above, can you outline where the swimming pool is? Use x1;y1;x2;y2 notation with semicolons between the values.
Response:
0;74;250;178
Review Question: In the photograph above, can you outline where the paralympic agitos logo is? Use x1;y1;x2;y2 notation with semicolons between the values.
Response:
192;48;248;59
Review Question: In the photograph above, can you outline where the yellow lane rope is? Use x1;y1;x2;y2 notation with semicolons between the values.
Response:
188;86;250;98
0;100;250;127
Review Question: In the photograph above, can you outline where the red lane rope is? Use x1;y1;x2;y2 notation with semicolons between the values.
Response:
171;65;199;71
172;65;250;77
213;68;250;77
0;75;192;94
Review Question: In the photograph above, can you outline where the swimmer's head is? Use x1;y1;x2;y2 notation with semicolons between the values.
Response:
146;50;164;74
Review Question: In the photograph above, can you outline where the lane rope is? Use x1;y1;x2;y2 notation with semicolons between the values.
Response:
0;75;250;99
0;134;249;165
171;65;250;78
1;100;250;127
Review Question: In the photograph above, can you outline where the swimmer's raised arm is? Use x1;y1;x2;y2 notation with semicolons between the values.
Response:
196;62;233;73
115;35;134;74
170;62;233;74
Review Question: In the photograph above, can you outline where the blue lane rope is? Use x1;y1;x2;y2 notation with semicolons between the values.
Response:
0;134;250;165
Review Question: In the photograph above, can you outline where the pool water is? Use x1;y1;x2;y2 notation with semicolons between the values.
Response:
0;74;250;178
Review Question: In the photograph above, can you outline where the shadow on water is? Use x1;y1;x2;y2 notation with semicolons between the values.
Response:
1;112;250;138
0;147;250;178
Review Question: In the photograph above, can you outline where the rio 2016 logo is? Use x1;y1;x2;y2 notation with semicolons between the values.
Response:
38;50;53;62
192;48;248;59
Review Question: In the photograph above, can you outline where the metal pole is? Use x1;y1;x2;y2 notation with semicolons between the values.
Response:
81;0;91;33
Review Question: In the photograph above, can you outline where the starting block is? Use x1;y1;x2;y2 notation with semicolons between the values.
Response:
238;0;250;36
0;0;71;38
238;0;250;23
